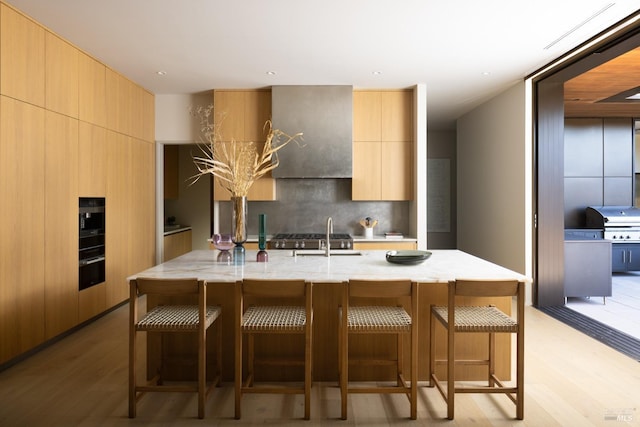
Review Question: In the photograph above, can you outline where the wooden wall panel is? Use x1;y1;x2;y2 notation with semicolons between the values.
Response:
44;111;79;339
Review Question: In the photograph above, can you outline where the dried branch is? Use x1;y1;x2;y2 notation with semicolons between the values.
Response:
189;104;303;197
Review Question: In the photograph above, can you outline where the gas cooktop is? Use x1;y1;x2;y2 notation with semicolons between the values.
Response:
270;233;353;250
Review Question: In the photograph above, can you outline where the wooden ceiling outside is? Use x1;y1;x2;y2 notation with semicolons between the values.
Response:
564;47;640;118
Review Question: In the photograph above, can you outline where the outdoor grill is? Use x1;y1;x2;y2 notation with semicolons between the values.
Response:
586;206;640;242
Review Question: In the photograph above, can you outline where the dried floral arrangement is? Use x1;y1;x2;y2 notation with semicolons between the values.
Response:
190;105;303;197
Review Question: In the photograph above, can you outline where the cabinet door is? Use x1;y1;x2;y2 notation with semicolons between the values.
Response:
611;245;628;272
0;4;45;106
381;141;412;200
381;91;412;142
45;32;79;117
352;141;382;200
627;245;640;271
78;52;107;127
78;122;107;196
353;91;381;141
213;90;275;201
0;96;46;364
44;111;79;339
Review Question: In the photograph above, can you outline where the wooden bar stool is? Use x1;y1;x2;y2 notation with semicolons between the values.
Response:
429;279;525;420
235;279;313;420
128;277;222;419
339;279;418;420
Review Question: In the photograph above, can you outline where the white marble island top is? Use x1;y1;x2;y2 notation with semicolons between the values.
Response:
130;249;528;284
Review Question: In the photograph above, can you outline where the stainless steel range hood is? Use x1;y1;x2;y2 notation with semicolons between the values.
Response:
271;85;352;178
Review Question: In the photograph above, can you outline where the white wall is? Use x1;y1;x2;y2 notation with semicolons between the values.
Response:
456;82;528;274
155;92;212;143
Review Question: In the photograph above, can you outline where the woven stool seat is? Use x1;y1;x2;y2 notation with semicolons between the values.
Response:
347;306;411;332
137;305;221;331
242;306;306;331
432;305;517;333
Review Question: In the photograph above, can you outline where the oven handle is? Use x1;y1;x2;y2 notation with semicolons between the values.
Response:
79;256;105;266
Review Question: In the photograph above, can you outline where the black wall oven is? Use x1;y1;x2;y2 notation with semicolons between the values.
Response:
79;198;105;290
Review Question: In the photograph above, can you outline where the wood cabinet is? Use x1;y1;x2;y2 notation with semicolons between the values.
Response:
352;90;413;201
78;122;107;196
45;32;78;117
44;111;79;339
106;68;133;136
212;90;276;201
164;229;193;262
0;5;156;365
0;96;46;363
353;241;417;250
78;52;107;127
0;4;45;106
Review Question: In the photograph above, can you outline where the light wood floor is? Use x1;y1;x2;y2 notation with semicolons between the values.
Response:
0;301;639;426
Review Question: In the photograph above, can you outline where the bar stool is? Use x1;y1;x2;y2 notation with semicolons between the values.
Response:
235;279;313;420
339;279;418;420
429;279;525;419
128;277;222;419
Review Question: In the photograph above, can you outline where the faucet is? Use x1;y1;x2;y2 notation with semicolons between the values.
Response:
326;216;333;257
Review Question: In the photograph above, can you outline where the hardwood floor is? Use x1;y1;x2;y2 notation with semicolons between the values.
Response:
0;300;639;426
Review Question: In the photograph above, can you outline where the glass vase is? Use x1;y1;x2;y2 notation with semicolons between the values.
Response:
231;196;247;245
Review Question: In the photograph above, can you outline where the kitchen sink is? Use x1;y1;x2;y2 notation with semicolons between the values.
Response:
291;249;362;257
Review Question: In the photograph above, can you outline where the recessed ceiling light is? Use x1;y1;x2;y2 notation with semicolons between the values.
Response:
481;71;491;76
156;70;167;76
266;71;276;76
372;71;382;76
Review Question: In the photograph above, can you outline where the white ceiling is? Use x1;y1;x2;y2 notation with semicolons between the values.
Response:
6;0;640;129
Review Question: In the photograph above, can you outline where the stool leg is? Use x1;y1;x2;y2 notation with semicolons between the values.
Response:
488;332;495;387
128;329;136;418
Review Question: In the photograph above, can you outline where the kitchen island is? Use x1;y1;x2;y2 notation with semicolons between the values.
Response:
131;249;528;382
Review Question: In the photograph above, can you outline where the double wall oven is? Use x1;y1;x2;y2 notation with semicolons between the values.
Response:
79;198;105;290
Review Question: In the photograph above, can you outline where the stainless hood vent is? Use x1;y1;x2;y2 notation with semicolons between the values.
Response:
271;85;352;178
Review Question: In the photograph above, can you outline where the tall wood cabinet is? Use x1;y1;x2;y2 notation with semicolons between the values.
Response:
352;90;413;201
44;111;79;339
0;96;46;364
0;2;156;365
212;89;276;201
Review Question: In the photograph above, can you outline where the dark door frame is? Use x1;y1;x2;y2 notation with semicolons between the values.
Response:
532;16;640;307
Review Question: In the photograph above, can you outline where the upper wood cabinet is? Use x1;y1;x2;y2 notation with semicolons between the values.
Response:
78;121;107;196
212;90;275;201
45;32;79;117
0;4;45;106
106;68;133;136
352;90;413;201
79;52;107;127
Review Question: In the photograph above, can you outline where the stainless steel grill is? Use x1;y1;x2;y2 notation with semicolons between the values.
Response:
586;206;640;242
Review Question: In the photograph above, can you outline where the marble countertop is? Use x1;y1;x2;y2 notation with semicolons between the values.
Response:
163;226;192;236
129;249;528;284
